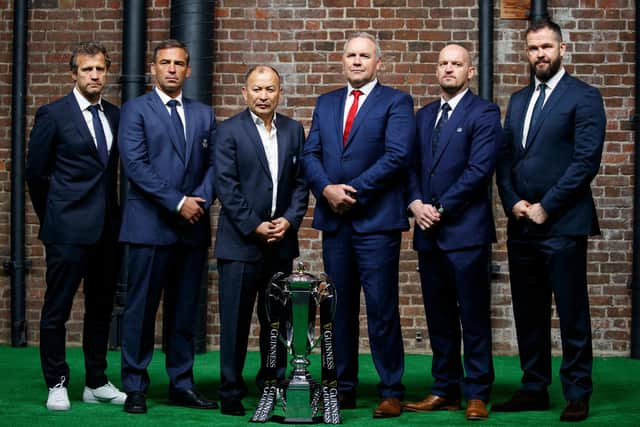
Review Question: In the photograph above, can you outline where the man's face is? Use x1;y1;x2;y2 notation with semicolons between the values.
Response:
242;67;281;123
72;53;107;103
436;44;474;99
150;47;191;97
526;27;565;82
342;37;381;88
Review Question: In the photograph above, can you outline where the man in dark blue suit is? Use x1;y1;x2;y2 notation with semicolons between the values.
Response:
214;65;308;416
495;19;606;422
118;39;217;414
403;44;501;421
302;32;415;418
26;42;125;411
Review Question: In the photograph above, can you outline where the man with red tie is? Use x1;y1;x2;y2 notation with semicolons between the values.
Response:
302;32;416;418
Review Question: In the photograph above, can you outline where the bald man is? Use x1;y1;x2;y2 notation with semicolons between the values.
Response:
403;44;502;421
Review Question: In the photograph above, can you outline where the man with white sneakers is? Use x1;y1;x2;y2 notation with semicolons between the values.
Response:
26;42;126;410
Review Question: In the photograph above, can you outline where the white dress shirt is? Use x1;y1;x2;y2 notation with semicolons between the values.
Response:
250;111;279;217
343;79;378;131
154;87;187;140
522;67;565;145
73;87;113;152
435;87;469;127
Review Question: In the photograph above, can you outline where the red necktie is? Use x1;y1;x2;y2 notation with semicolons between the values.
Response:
343;89;362;145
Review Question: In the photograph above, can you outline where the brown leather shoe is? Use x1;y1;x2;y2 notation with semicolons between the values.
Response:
466;399;488;420
559;399;589;422
373;397;403;418
404;394;461;412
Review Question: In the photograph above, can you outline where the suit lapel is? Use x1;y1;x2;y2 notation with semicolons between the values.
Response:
420;103;438;171
103;102;118;162
344;83;379;148
240;109;271;178
183;98;195;166
334;88;348;151
148;91;186;164
525;74;570;150
67;93;102;163
514;87;533;152
276;113;289;182
430;91;471;170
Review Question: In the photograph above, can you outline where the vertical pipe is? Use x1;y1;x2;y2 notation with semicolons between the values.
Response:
168;0;215;354
478;1;495;283
529;0;549;21
630;2;640;359
478;1;493;102
109;0;147;349
7;0;28;347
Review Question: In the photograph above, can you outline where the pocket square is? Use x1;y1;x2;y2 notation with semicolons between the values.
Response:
456;127;463;133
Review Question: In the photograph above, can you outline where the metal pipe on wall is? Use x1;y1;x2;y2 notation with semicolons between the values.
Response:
168;0;215;354
5;0;29;347
478;1;493;103
109;0;147;349
630;2;640;359
478;1;495;282
529;0;549;21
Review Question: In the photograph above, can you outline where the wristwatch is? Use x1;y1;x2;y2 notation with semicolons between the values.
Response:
434;202;445;215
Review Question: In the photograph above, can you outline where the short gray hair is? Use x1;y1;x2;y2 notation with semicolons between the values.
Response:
344;32;382;59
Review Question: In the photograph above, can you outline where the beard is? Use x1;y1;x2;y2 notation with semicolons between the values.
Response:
531;55;562;82
440;80;466;97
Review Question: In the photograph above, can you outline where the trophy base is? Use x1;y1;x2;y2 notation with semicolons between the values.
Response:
270;415;324;424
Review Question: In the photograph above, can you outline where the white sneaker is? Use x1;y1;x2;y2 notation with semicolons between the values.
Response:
47;377;71;411
82;381;127;404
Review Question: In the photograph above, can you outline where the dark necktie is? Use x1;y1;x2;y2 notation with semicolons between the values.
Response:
88;104;109;165
343;89;362;145
431;102;451;155
167;99;186;150
526;83;547;146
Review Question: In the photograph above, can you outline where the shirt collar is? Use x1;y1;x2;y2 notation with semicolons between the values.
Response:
154;86;184;107
347;79;377;97
535;66;565;92
249;110;277;128
440;88;469;112
73;87;102;111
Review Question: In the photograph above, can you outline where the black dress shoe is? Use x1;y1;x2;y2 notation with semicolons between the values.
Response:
221;397;246;416
168;388;219;409
560;399;589;422
338;392;356;410
492;390;550;412
124;391;147;414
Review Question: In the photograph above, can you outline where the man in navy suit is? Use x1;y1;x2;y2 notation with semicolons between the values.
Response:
118;39;217;414
214;65;308;416
302;32;415;418
403;44;501;421
26;42;126;411
495;19;606;422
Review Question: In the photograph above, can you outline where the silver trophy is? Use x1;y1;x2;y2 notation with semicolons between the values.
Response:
252;262;341;424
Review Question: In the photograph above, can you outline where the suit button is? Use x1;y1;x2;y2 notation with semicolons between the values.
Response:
430;173;435;177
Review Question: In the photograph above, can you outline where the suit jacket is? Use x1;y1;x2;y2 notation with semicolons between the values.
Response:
213;109;308;262
26;92;120;244
496;73;606;238
302;83;416;233
118;90;216;246
407;90;502;252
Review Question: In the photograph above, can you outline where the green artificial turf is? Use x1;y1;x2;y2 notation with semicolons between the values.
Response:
1;345;639;426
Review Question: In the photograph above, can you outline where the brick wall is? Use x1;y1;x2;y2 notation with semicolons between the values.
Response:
0;0;635;357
